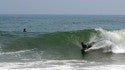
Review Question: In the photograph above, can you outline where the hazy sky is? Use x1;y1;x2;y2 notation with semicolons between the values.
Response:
1;0;125;15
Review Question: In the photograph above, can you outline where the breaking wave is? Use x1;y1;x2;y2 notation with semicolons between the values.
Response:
0;28;125;60
89;28;125;53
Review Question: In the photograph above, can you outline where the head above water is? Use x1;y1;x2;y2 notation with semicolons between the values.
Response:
23;28;26;32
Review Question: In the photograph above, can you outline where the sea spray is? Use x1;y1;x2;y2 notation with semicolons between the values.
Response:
89;28;125;53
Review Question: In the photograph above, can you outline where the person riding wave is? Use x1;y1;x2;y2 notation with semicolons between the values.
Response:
81;42;95;54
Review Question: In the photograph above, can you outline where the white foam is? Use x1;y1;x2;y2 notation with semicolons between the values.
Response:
81;64;125;70
0;60;86;70
1;60;124;70
0;50;31;55
89;28;125;53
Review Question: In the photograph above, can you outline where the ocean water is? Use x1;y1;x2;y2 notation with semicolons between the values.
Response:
0;15;125;70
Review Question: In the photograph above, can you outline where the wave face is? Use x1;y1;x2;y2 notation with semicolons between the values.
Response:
0;29;97;60
1;29;95;50
1;28;125;60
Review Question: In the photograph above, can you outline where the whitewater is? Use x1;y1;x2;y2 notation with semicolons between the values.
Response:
88;28;125;53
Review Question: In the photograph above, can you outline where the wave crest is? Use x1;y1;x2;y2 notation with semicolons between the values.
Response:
89;28;125;53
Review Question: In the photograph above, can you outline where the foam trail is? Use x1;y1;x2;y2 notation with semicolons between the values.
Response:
89;28;125;53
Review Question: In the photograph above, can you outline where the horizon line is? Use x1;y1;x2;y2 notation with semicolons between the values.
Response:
1;14;125;16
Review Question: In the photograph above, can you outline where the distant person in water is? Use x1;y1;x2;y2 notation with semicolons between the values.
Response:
81;42;95;54
23;28;26;32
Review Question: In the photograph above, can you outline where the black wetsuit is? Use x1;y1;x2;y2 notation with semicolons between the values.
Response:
23;28;26;32
81;42;88;54
81;42;88;50
81;42;94;54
